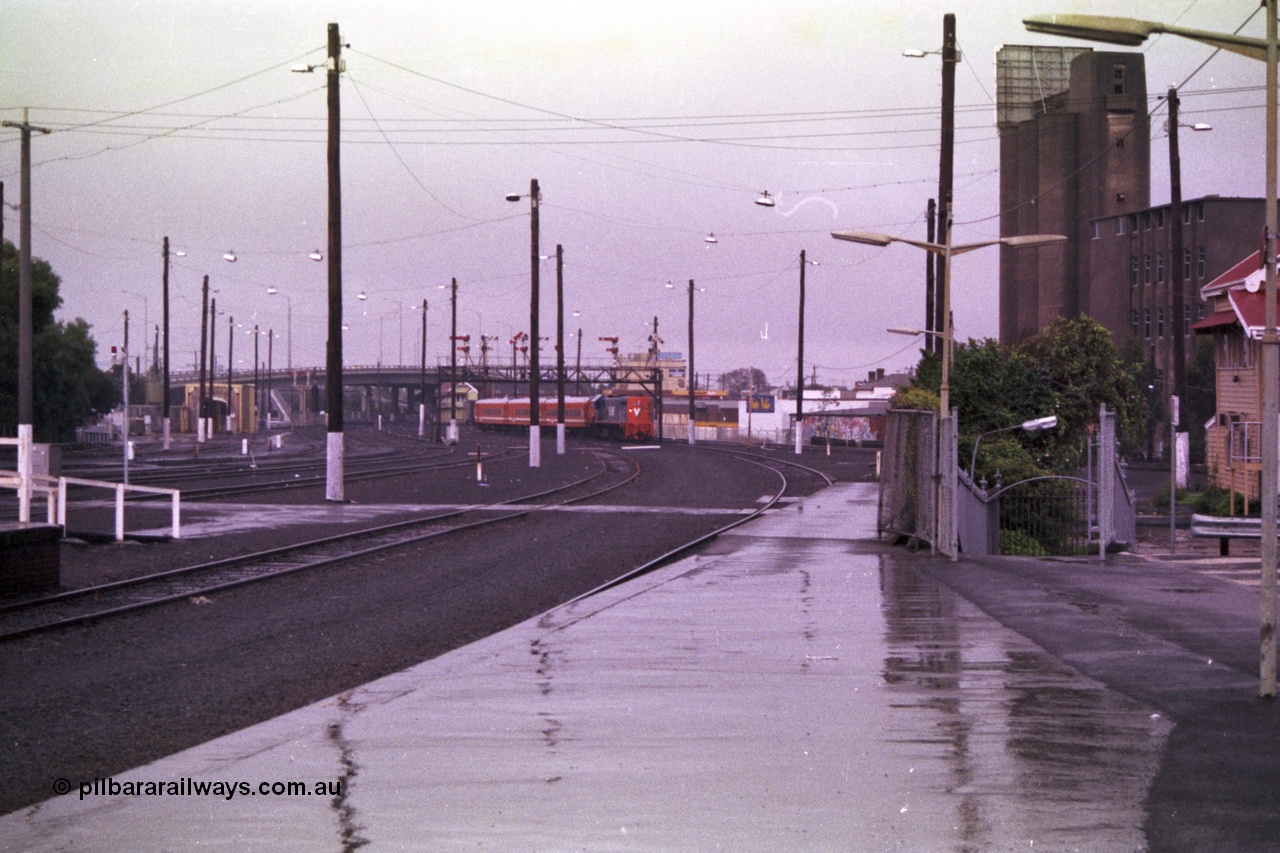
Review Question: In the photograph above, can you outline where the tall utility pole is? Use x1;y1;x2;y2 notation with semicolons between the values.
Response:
266;330;274;433
254;324;261;430
161;237;172;450
935;14;957;355
419;298;428;438
556;244;566;455
226;315;234;433
1167;87;1187;402
198;275;210;445
209;297;217;436
926;199;938;354
795;250;808;455
122;310;130;484
528;178;542;468
2;110;50;523
1261;0;1278;699
448;277;458;442
688;279;696;446
325;21;346;502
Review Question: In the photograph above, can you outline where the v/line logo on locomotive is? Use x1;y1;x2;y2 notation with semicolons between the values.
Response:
472;395;654;441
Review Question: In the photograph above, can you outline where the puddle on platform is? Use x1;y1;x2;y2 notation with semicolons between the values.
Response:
877;557;1171;851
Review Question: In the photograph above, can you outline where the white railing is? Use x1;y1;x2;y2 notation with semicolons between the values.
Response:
57;477;182;541
1;463;181;541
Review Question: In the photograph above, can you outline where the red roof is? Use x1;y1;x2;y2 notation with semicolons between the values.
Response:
1201;249;1264;298
1190;309;1239;334
1228;288;1280;339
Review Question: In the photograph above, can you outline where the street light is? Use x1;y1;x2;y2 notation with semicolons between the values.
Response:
266;286;293;372
833;225;1064;561
507;179;542;468
970;415;1058;479
796;251;819;455
831;227;1067;416
1025;1;1280;699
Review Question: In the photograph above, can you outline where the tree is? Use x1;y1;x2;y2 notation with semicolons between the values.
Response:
0;241;116;441
1015;316;1146;470
896;317;1146;481
719;367;767;397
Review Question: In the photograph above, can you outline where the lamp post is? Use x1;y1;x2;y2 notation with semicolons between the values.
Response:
668;279;704;445
507;179;542;468
796;251;819;455
266;287;293;372
420;298;428;438
833;226;1065;560
970;415;1058;479
831;227;1067;416
1025;3;1279;699
555;245;567;455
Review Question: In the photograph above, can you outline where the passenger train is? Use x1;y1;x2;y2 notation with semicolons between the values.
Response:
472;394;654;441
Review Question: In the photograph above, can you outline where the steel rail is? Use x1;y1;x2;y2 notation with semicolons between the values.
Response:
0;448;639;641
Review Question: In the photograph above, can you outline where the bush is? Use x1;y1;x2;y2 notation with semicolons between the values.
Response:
1000;528;1047;556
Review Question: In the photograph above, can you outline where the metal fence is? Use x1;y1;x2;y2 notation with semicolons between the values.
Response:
884;403;1132;559
992;476;1093;556
879;409;937;550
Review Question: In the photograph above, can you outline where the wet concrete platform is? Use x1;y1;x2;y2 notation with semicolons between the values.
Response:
1;483;1173;850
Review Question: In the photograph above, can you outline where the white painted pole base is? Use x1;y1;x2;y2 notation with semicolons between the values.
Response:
794;427;803;455
447;419;459;445
326;431;345;502
418;404;425;438
529;425;541;468
17;423;32;523
556;422;566;455
162;417;171;451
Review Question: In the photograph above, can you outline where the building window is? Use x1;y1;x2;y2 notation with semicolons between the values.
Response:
1113;64;1126;95
1183;248;1192;281
1156;209;1165;228
1144;309;1151;339
1093;221;1101;240
1130;255;1139;286
1184;305;1192;335
1144;254;1152;283
1116;217;1126;236
1198;247;1206;279
1197;201;1205;222
1143;212;1151;230
1129;214;1138;233
1157;307;1164;337
1131;309;1139;335
1183;205;1192;225
1157;252;1165;282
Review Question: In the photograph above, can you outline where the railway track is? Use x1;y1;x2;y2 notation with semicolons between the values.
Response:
566;443;833;601
0;447;639;641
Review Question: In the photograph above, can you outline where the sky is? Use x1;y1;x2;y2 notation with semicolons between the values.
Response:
0;0;1268;389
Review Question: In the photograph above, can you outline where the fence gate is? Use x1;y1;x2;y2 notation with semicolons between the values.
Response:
879;409;937;550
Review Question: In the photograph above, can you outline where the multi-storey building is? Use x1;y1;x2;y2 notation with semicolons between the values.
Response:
998;45;1270;409
998;46;1149;344
1089;197;1270;389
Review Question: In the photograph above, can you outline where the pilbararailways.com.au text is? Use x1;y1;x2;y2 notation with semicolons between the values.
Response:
59;777;344;801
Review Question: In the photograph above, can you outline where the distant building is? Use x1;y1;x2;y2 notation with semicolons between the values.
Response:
1089;197;1272;390
612;351;687;394
998;46;1149;344
997;45;1272;407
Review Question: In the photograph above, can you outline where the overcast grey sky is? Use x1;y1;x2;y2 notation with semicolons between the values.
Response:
0;0;1265;387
